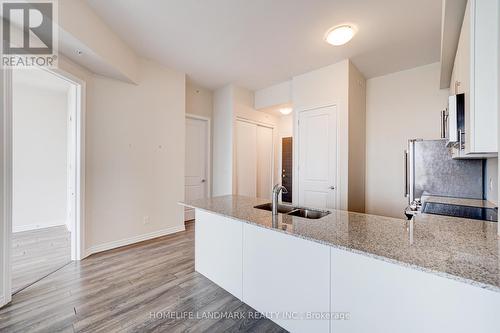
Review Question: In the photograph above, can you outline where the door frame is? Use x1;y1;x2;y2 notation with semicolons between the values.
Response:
1;67;13;307
234;117;275;197
279;136;293;203
185;114;211;208
42;66;86;262
0;66;86;307
294;104;341;210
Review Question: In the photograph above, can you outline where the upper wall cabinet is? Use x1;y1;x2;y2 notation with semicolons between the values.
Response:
450;0;498;158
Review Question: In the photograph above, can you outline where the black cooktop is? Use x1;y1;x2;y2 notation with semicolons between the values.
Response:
422;202;498;222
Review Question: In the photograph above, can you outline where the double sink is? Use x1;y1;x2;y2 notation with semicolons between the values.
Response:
254;203;330;219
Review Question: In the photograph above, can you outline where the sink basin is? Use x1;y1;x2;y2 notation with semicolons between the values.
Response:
254;203;330;219
287;208;330;219
254;203;296;214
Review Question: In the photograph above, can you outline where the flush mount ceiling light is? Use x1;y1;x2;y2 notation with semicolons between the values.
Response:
325;25;356;46
280;107;292;115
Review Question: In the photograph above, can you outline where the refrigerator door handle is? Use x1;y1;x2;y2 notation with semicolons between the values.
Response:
404;149;409;198
441;109;449;139
440;110;445;139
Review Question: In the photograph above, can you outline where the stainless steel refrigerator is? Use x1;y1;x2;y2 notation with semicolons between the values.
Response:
404;139;483;204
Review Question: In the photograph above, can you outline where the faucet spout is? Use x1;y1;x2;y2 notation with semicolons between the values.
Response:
272;184;288;216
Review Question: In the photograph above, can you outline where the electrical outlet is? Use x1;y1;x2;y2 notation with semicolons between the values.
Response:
143;216;149;225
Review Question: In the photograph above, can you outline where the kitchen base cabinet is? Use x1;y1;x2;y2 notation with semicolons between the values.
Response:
242;223;330;333
194;210;243;299
331;248;500;333
194;209;500;333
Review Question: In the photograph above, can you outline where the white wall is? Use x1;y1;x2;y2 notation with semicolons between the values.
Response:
292;60;350;209
484;158;498;204
234;86;277;124
84;59;185;249
186;79;213;119
278;114;293;139
12;70;70;232
254;80;292;110
348;61;367;213
365;62;449;218
213;85;234;196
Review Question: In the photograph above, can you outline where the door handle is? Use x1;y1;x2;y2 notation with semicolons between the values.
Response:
441;110;448;139
404;149;409;197
329;186;336;190
201;179;206;183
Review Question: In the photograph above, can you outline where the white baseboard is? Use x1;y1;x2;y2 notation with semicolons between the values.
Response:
13;220;67;233
84;224;186;258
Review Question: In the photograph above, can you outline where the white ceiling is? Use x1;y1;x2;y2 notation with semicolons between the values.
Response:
86;0;442;91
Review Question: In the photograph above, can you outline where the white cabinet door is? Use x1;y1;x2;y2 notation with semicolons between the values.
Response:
235;120;257;197
242;223;330;333
452;0;498;157
469;0;498;153
195;210;243;299
236;120;274;199
298;106;337;209
185;117;208;220
256;125;273;200
331;248;500;333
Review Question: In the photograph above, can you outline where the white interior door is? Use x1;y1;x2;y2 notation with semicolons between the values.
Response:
298;106;337;210
185;117;208;221
235;120;257;197
256;125;273;200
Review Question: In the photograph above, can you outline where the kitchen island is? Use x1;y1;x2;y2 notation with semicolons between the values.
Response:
181;195;500;333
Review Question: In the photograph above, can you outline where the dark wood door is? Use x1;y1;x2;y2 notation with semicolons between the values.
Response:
281;137;293;203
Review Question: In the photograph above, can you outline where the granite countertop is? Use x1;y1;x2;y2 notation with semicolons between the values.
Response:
181;195;500;293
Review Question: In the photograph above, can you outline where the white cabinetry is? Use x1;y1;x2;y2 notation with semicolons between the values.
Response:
331;248;500;333
450;0;498;158
242;223;330;333
194;210;243;299
195;210;500;333
235;119;274;199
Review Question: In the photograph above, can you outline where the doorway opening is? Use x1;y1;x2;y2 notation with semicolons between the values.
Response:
10;67;83;294
281;137;293;203
184;114;211;222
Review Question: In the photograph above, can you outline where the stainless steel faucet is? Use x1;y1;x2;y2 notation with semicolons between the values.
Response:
272;184;288;215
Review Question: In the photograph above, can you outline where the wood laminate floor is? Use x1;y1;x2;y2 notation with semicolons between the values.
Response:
11;226;71;293
0;222;287;333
